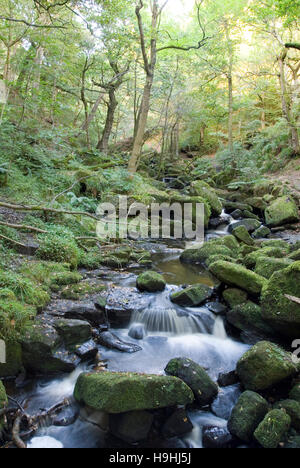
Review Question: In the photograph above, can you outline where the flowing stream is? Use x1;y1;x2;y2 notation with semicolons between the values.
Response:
12;220;249;449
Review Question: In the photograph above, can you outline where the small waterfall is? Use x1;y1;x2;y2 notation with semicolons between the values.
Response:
213;316;227;340
131;307;209;335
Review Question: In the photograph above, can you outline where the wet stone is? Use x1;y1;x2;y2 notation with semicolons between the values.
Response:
202;426;235;449
97;331;142;353
207;302;227;316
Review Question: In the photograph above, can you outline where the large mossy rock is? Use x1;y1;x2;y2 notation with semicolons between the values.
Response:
232;225;254;246
189;181;222;216
52;319;92;348
0;342;23;378
254;409;291;448
170;194;211;228
236;341;298;391
261;262;300;338
170;284;213;307
209;261;266;296
274;400;300;431
227;302;274;337
180;243;234;265
165;357;218;406
136;271;166;293
228;391;268;442
254;257;294;279
222;288;248;308
21;322;77;375
265;196;299;227
228;219;261;234
74;371;194;413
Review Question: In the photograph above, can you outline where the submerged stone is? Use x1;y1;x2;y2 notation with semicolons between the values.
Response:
109;410;154;443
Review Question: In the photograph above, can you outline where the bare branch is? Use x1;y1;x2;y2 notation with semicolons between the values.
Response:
0;15;66;29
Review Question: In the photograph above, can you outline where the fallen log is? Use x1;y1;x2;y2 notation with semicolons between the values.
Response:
285;294;300;305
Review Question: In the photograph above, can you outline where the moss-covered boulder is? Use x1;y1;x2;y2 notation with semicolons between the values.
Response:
170;284;213;307
227;302;274;337
254;257;294;279
189;181;222;216
265;196;299;227
254;409;291;448
224;201;253;213
170;194;211;228
243;247;287;269
289;249;300;261
222;288;248;308
274;400;300;431
222;235;240;253
52;319;92;348
165;357;218;406
50;272;82;287
252;226;271;239
136;271;166;293
236;341;298;391
21;322;77;375
232;225;254;246
228;219;261;234
209;261;266;296
228;391;268;442
261;262;300;338
74;371;194;413
180;243;234;265
0;342;23;378
245;197;267;211
289;384;300;402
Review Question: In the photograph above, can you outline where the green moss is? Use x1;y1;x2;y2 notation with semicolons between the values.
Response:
228;391;269;442
260;239;290;252
228;301;274;336
255;257;294;279
79;249;103;269
232;225;254;246
165;357;218;406
254;409;291;448
0;270;49;308
74;371;194;413
222;288;248;308
252;226;271;239
243;247;287;269
209;261;266;296
180;242;234;265
170;284;213;307
170;194;211;228
136;271;166;293
265;196;299;227
289;249;300;261
37;233;80;269
189;180;222;216
236;341;298;391
205;254;237;267
221;235;240;253
0;381;7;408
261;262;300;338
0;299;36;343
50;271;82;287
274;400;300;431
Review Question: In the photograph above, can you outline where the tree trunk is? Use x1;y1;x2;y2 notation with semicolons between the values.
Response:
225;20;234;154
128;0;159;174
129;76;153;173
97;88;118;153
278;52;300;154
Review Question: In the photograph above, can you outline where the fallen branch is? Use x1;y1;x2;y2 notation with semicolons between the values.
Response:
0;234;30;249
0;201;98;221
0;221;47;234
285;294;300;305
12;413;27;449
